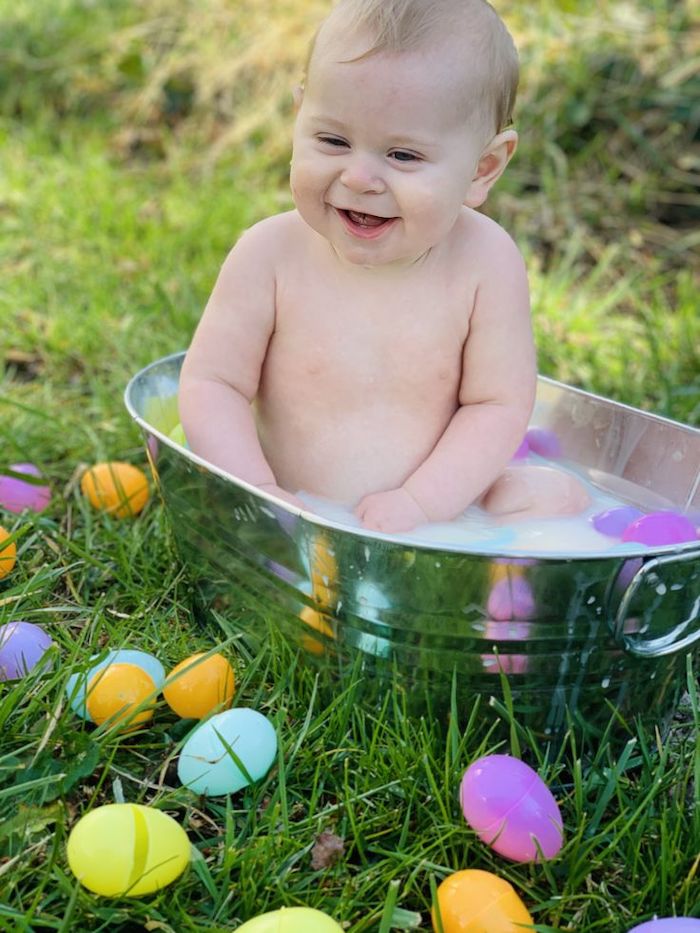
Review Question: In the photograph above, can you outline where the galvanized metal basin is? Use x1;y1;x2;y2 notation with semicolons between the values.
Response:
125;352;700;742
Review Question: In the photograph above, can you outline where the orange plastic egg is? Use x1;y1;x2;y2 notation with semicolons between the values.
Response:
80;462;150;518
163;652;235;719
0;527;17;580
432;869;533;932
86;662;156;730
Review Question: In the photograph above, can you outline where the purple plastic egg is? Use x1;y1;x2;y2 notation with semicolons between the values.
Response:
0;621;53;680
525;428;562;459
511;437;530;461
460;754;563;862
0;463;51;514
621;511;698;546
592;506;644;538
627;920;700;932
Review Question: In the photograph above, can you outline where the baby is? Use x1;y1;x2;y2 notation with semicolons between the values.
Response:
179;0;589;533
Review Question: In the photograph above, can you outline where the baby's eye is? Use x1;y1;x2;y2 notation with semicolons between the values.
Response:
318;135;349;148
389;150;420;163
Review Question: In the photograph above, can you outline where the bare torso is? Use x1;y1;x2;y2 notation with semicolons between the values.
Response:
255;211;476;502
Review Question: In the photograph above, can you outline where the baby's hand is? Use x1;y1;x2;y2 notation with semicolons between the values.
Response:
354;487;429;534
257;483;306;511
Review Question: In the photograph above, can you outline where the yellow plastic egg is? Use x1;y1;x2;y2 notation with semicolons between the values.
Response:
299;606;335;656
80;462;150;518
163;652;235;719
86;662;156;730
67;803;190;896
236;907;345;932
432;870;533;932
0;526;17;580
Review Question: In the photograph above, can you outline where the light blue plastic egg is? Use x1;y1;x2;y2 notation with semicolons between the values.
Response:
178;708;277;796
66;649;166;721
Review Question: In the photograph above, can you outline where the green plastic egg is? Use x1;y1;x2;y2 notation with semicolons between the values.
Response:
167;422;188;447
67;803;190;896
236;907;345;932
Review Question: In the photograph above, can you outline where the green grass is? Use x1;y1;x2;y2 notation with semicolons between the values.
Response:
1;0;699;929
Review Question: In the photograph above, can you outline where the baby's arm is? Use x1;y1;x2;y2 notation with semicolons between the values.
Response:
356;231;535;533
179;222;303;508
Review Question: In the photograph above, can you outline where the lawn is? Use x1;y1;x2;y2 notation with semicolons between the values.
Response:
1;0;698;930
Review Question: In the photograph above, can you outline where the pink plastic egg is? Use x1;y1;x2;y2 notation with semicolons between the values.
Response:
621;511;697;546
460;754;563;862
0;621;53;680
525;427;562;459
627;920;700;932
592;506;644;537
0;464;51;514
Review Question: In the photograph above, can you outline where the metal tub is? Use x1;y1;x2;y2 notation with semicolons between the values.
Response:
125;352;700;742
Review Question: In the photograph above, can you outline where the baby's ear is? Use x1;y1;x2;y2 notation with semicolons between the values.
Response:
292;84;304;112
464;129;518;208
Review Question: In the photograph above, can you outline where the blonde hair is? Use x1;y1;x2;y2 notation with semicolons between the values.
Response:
306;0;519;134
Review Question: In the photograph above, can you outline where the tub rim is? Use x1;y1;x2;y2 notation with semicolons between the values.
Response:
124;351;700;564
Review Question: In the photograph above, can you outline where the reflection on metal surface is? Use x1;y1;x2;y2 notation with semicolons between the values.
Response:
125;353;700;743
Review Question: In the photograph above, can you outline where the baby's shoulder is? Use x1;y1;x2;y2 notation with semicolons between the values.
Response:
452;208;524;270
234;210;307;257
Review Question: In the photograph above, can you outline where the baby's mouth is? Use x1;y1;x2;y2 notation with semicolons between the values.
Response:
344;209;387;227
337;208;397;238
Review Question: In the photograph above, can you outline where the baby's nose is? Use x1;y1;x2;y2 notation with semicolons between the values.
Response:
339;155;386;194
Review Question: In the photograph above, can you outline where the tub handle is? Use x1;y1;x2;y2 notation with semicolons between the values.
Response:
612;548;700;657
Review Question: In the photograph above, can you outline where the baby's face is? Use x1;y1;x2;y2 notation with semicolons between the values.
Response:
290;37;490;268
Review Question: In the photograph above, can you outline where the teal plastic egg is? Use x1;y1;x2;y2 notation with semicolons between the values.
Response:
178;708;277;796
236;907;344;932
66;649;165;721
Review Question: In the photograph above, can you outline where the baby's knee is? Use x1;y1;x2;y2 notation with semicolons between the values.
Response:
481;465;591;520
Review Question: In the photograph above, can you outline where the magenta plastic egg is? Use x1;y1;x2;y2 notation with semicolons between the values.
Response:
592;505;644;537
0;621;53;680
627;920;700;932
0;463;51;513
525;427;562;459
460;754;563;862
621;511;697;546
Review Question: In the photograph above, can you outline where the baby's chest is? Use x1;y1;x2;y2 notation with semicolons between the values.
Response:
268;280;470;397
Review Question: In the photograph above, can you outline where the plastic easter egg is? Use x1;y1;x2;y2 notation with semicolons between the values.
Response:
0;526;17;579
511;437;530;460
300;605;335;655
486;575;535;621
163;652;235;719
236;907;345;932
627;921;700;932
86;663;156;730
0;463;51;513
592;505;644;537
178;707;277;796
80;462;150;518
167;422;188;448
461;754;563;862
621;511;697;546
0;621;53;680
66;649;165;721
525;427;562;458
432;869;533;933
67;802;190;896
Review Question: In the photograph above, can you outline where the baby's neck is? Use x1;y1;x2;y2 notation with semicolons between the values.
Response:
327;239;434;276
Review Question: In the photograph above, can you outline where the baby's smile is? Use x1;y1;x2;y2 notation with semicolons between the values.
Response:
335;207;398;239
